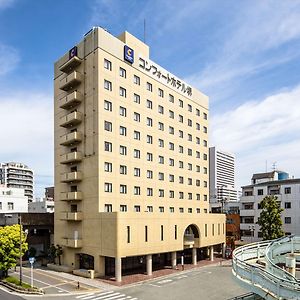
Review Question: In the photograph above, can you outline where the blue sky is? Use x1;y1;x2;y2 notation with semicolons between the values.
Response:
1;0;300;197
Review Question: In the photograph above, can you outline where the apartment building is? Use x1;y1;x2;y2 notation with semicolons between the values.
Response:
209;147;238;213
0;162;34;202
54;27;225;281
240;171;299;242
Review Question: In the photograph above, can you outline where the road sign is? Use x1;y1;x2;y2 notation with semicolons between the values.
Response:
29;257;35;264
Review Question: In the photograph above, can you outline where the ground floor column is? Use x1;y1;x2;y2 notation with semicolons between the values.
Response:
192;248;197;265
210;246;214;261
146;254;152;276
115;257;122;282
222;243;226;259
171;251;177;269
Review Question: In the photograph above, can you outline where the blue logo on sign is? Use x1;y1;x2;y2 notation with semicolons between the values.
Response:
124;45;134;63
69;46;77;59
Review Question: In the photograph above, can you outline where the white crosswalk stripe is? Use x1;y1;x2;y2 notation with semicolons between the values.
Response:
76;291;138;300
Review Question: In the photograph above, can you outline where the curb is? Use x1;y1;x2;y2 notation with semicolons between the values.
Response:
0;280;44;295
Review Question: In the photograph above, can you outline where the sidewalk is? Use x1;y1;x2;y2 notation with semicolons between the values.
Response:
96;257;232;286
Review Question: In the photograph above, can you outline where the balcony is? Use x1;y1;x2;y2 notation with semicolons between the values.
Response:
61;171;82;183
184;234;195;247
59;56;82;74
59;71;83;91
240;209;255;217
60;151;83;164
59;131;82;146
59;91;83;109
60;211;83;221
240;223;256;230
60;191;83;201
62;238;82;248
60;111;82;128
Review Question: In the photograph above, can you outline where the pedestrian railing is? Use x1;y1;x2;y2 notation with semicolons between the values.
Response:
232;235;300;299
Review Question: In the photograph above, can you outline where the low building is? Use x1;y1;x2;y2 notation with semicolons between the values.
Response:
240;171;299;242
29;198;54;213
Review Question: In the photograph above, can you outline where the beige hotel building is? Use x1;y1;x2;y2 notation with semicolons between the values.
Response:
54;27;225;281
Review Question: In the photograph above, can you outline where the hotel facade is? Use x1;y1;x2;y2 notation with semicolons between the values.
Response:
54;27;225;281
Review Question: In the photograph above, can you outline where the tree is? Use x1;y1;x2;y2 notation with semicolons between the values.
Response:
257;195;284;240
0;224;28;278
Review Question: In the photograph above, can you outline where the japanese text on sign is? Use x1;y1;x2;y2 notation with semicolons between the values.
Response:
139;56;192;97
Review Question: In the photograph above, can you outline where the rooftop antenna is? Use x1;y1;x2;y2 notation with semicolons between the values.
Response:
272;161;277;171
144;19;146;43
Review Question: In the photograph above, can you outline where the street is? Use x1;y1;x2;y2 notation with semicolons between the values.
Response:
15;265;247;300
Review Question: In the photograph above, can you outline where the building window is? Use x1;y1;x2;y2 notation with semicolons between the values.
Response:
169;190;174;198
147;206;153;212
205;224;207;237
120;205;127;212
104;59;112;70
158;88;164;97
203;126;207;133
179;207;184;213
134;75;140;85
147;117;153;127
188;208;192;213
119;67;126;78
147;188;153;196
188;148;192;156
285;217;291;224
169;126;174;135
158;122;164;131
179;176;184;184
188;104;192;112
196;180;200;186
285;202;291;209
104;162;112;172
147;135;153;144
203;112;208;120
196;151;200;158
175;225;177;239
179;192;184;199
158;139;164;147
119;87;126;97
196;123;200;130
119;106;127;117
188;134;192;141
134;168;141;177
285;187;291;194
145;226;148;242
212;224;215;236
196;108;200;116
134;186;141;195
104;100;112;111
134;205;141;212
134;112;140;122
104;182;112;192
120;145;127;155
196;137;200;145
158;156;164;164
203;153;208;160
179;161;184;169
146;99;153;109
169;159;174;167
134;131;140;140
158;105;164;114
147;152;153;161
119;126;127;136
134;149;141;158
104;141;112;152
169;94;174;103
204;195;208;201
104;204;112;212
204;181;207;187
7;202;14;210
120;165;127;175
158;172;164;180
104;79;112;91
188;178;192;185
188;193;192;200
188;119;192;127
169;174;175;182
161;225;164;241
179;130;183;138
120;184;127;194
134;93;140;104
257;189;263;196
179;146;184;153
179;115;183;123
203;140;207;147
196;208;200;213
159;189;164;197
146;82;152;91
169;143;174;151
170;207;174;213
188;163;192;171
179;99;183;107
203;167;207;174
159;206;164;213
127;226;130;243
147;170;153;179
169;110;174;119
196;194;200;200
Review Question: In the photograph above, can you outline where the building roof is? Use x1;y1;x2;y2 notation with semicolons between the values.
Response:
251;171;275;180
242;178;300;189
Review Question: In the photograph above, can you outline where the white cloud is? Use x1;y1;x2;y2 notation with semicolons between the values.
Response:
0;91;53;196
0;44;20;75
211;84;300;188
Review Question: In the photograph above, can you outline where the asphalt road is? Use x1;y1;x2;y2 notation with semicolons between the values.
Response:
0;288;24;300
21;265;248;300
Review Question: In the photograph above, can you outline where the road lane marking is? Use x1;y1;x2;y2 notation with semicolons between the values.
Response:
76;293;95;299
93;292;121;300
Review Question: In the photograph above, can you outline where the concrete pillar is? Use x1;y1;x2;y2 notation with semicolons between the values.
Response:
171;251;177;269
115;257;122;282
146;254;152;276
286;255;296;277
222;243;226;259
96;256;105;276
210;246;214;261
192;248;197;265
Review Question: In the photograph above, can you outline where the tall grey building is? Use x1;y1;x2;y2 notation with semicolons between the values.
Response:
209;147;237;212
0;162;34;202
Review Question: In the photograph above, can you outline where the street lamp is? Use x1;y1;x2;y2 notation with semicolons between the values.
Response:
249;225;255;243
19;214;28;285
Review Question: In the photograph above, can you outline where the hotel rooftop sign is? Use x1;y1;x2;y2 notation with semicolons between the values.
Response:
138;56;192;97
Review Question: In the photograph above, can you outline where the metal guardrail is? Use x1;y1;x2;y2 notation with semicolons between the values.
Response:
227;292;263;300
232;236;300;299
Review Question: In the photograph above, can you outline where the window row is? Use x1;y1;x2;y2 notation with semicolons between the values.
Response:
104;99;207;132
104;142;208;160
104;162;207;174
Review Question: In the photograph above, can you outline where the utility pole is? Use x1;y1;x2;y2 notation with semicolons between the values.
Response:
19;214;23;285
